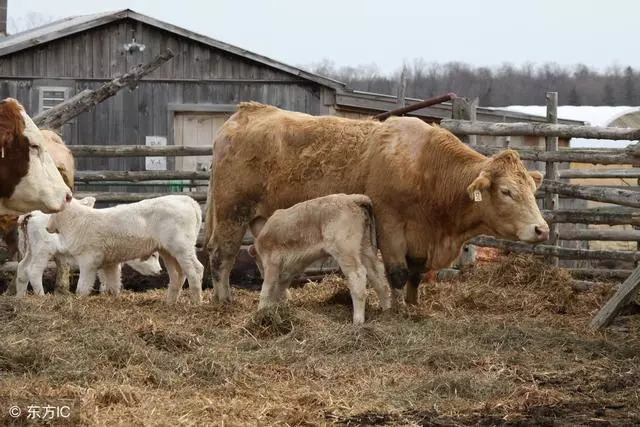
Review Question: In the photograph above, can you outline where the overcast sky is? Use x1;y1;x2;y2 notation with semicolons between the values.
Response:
8;0;639;75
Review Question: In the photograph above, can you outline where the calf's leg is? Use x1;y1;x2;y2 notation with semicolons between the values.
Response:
54;256;71;295
361;246;391;310
339;258;368;325
100;263;122;295
76;263;98;295
257;259;282;310
162;253;185;304
175;250;204;304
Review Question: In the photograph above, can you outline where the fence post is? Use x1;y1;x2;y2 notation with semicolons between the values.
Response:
452;97;477;263
545;92;559;266
397;66;407;108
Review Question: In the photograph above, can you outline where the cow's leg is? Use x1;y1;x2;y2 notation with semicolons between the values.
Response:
162;253;185;305
76;263;98;295
376;216;408;309
54;256;71;295
208;214;251;304
175;250;204;304
100;264;122;295
405;256;427;305
361;246;391;311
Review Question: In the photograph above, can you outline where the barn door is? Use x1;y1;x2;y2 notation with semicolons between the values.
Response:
173;112;230;171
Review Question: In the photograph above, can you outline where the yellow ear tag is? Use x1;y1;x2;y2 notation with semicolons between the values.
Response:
473;190;482;202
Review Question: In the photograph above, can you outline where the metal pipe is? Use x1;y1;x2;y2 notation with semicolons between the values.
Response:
374;92;457;121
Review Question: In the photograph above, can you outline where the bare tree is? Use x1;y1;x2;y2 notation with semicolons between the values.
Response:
7;11;56;34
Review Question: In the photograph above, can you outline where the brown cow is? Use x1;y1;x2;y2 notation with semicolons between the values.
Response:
248;193;390;324
2;129;75;295
0;98;71;215
205;102;549;305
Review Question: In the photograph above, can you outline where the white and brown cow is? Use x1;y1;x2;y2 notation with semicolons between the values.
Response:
205;102;549;305
0;98;72;215
248;194;390;324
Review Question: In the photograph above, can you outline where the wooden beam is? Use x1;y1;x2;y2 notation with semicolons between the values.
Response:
559;168;640;179
558;228;640;241
441;119;640;140
539;180;640;208
569;268;633;281
69;145;212;157
470;144;635;165
32;49;174;129
75;170;209;182
75;191;208;203
543;208;640;226
545;92;559;266
471;236;640;261
590;264;640;329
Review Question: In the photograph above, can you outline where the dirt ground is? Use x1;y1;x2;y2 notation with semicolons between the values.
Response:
1;255;639;426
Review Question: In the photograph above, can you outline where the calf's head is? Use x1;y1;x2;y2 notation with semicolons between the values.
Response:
126;252;163;276
45;196;95;234
466;150;549;243
0;98;72;214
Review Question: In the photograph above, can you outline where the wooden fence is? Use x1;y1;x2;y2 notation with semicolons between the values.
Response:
9;94;640;276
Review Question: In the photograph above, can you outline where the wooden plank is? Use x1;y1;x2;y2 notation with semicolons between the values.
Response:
558;228;640;241
471;236;640;262
470;144;635;165
441;119;640;140
569;268;633;281
544;208;640;226
590;264;640;329
74;191;208;203
559;168;640;179
539;180;640;208
69;145;212;157
545;92;559;266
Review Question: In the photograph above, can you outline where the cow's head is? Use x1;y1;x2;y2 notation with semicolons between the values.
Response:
467;149;549;243
0;98;72;215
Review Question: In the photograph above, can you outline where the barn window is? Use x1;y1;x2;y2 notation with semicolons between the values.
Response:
38;87;69;113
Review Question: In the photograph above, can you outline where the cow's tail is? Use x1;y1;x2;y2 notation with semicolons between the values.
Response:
203;154;215;250
352;195;378;250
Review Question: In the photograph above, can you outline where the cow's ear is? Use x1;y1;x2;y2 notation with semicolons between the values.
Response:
467;171;491;202
529;171;543;189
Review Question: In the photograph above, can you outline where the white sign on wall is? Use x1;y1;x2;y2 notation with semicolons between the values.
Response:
145;136;167;171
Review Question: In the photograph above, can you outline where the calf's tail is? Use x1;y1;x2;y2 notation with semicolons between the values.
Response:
352;195;378;250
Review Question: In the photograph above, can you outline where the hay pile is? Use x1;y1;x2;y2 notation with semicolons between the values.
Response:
0;256;639;425
427;254;616;321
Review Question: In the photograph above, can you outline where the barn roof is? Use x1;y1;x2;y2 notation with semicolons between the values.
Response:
0;9;346;90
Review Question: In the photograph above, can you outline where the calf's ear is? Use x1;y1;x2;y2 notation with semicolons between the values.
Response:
78;196;96;207
467;171;491;202
529;171;543;189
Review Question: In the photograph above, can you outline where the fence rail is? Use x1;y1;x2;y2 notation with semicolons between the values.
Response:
441;118;640;140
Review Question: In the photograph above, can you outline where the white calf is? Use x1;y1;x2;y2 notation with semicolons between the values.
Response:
45;195;203;304
250;193;390;324
15;200;162;297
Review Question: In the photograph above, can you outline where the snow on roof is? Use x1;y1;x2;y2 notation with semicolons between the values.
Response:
498;106;640;148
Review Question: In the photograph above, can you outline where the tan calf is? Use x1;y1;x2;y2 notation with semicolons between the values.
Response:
249;194;390;324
